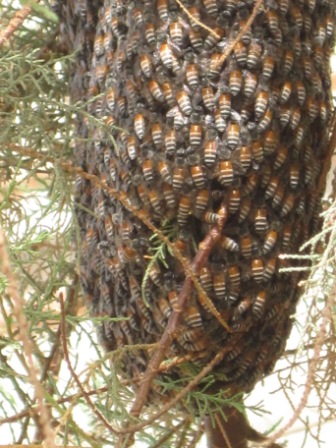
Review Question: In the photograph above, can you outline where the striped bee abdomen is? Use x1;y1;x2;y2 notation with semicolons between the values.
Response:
74;0;335;395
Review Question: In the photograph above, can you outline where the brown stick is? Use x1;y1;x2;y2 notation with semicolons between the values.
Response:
130;205;227;420
0;3;35;46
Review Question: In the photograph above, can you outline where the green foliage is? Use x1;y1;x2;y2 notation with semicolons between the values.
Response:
0;2;335;448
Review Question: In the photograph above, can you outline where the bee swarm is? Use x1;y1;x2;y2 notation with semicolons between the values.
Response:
55;0;336;400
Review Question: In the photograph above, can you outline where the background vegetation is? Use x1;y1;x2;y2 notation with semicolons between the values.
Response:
0;2;335;447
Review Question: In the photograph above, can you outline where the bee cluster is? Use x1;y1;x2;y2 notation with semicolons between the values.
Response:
58;0;336;395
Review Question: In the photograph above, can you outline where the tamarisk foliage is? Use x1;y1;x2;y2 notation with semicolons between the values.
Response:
1;0;336;447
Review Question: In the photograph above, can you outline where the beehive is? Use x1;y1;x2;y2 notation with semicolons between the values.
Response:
56;0;335;410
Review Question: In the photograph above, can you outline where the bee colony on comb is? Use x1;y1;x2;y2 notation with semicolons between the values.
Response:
56;0;336;418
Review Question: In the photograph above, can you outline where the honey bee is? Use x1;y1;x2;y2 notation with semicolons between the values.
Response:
227;189;241;214
203;211;219;224
271;182;284;208
293;125;304;149
234;41;247;66
227;123;240;149
219;92;231;119
218;161;234;186
289;106;301;130
262;229;278;253
194;189;209;215
148;80;164;103
240;235;253;259
134;113;146;139
252;291;267;320
151;122;163;148
306;97;319;122
94;33;104;57
254;208;268;234
159;43;173;69
202;86;216;111
163;183;177;209
184;305;203;328
267;10;279;34
243;72;257;97
214;108;226;132
279;105;291;128
177;195;192;226
204;26;224;49
221;236;239;252
283;49;294;75
227;265;240;289
233;297;252;321
243;173;258;195
251;258;264;283
186;64;199;88
291;6;303;32
280;193;296;217
191;165;206;188
189;29;203;50
95;64;108;86
142;159;155;184
238;197;252;223
169;21;183;46
139;54;153;78
289;163;300;189
265;175;280;199
117;96;127;116
190;124;203;147
273;145;288;169
229;70;243;95
203;0;218;16
279;0;289;15
199;266;213;293
157;0;169;22
280;80;292;104
173;166;185;191
204;139;217;167
145;22;156;45
263;258;277;281
258;108;273;132
209;53;222;78
165;129;176;156
189;6;201;30
251;140;264;163
247;42;262;69
177;90;192;115
213;271;226;301
148;189;163;214
264;129;278;155
158;160;172;184
262;55;275;80
238;146;252;172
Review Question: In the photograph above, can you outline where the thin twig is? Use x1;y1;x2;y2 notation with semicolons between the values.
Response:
175;0;220;38
0;231;57;448
216;0;264;69
263;284;336;447
0;3;36;46
59;293;121;435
